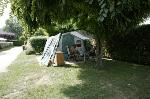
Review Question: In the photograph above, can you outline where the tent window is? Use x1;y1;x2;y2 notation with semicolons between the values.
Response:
76;40;81;47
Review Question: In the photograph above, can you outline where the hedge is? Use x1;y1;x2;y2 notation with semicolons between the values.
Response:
25;36;47;54
0;42;13;49
12;40;23;46
106;24;150;65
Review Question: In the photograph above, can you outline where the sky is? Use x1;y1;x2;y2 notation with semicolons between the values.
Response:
0;3;11;28
142;18;150;25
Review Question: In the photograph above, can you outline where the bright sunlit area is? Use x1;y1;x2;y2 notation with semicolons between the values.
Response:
140;17;150;25
0;3;11;28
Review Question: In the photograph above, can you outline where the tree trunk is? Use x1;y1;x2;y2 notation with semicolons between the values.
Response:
95;39;103;68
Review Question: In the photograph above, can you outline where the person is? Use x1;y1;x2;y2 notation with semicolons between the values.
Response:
69;45;79;61
70;45;76;55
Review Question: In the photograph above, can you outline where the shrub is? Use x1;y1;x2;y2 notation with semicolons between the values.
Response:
106;24;150;65
25;44;35;55
0;42;13;49
11;40;23;46
27;36;47;54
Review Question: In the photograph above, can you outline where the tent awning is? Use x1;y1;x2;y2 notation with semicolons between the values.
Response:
70;31;90;40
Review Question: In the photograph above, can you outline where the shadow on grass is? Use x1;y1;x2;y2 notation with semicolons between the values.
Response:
61;60;150;99
54;64;80;68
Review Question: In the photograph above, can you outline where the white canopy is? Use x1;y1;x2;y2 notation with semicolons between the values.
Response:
70;31;90;40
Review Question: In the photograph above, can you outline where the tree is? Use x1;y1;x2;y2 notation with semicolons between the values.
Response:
11;0;150;68
33;28;48;36
0;0;9;16
3;17;23;39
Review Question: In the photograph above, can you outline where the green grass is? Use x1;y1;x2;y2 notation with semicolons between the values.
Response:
0;52;150;99
0;46;14;52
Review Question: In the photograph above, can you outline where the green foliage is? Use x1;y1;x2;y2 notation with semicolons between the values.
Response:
21;27;48;45
11;0;150;38
107;24;150;65
28;36;47;54
3;17;24;39
19;30;34;44
0;0;9;16
34;28;48;36
0;42;13;49
12;40;23;46
76;0;150;39
19;34;26;44
19;27;48;45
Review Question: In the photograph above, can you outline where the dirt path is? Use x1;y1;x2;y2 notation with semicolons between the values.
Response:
0;47;22;72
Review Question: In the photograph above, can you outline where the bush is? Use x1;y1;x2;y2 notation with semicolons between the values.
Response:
25;44;35;55
0;42;13;49
26;36;47;54
11;40;23;46
106;24;150;65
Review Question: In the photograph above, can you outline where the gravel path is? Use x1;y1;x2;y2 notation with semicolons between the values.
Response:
0;47;22;72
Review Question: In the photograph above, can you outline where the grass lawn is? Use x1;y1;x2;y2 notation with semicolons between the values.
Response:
0;46;13;52
0;52;150;99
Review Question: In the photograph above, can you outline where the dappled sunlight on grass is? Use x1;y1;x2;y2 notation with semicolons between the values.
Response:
62;60;150;99
0;52;150;98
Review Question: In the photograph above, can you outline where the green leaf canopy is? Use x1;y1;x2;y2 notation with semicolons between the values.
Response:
11;0;150;39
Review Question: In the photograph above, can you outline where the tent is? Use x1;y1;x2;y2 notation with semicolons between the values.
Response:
41;31;92;66
58;31;91;59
